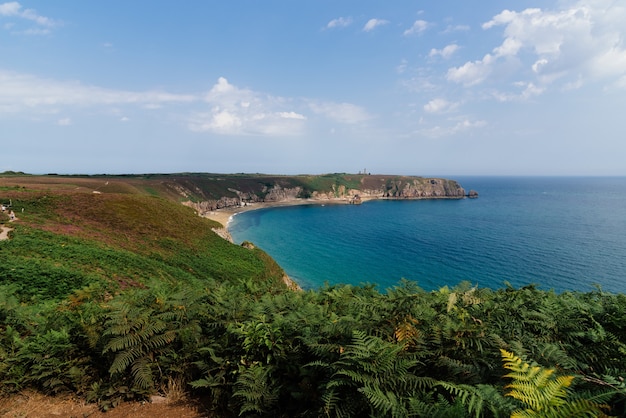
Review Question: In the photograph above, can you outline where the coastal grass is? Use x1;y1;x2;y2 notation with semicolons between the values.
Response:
0;189;286;301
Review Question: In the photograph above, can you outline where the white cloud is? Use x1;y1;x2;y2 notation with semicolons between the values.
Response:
188;109;306;136
21;27;49;35
57;117;71;126
402;74;437;93
277;111;306;120
403;20;429;36
446;54;494;86
0;71;368;137
589;45;626;80
492;37;523;58
443;24;470;33
363;18;389;32
326;17;352;29
420;118;487;138
532;58;548;73
191;108;242;134
491;81;545;102
190;77;308;136
209;77;235;95
308;101;371;124
453;1;626;93
396;59;408;74
0;1;59;34
423;98;459;114
429;44;459;59
0;2;20;15
0;70;196;112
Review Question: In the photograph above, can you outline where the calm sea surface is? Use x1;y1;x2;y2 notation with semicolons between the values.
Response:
229;177;626;293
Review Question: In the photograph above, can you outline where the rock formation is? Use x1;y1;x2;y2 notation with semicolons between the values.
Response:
179;174;471;216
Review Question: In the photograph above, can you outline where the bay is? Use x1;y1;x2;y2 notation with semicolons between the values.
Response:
229;177;626;293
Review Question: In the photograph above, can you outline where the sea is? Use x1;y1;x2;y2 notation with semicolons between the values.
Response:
229;177;626;294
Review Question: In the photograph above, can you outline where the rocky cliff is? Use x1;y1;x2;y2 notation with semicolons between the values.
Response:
176;174;473;216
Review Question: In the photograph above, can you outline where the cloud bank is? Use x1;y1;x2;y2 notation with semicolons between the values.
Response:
446;1;626;95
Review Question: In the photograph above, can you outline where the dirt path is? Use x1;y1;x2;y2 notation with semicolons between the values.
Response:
0;225;12;241
0;391;210;418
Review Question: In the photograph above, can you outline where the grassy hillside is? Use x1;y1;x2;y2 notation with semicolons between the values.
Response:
0;186;286;302
0;172;466;205
0;172;360;202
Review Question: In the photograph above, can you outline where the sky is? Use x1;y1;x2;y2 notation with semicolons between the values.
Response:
1;1;625;176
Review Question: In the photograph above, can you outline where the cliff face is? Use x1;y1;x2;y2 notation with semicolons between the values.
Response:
363;177;466;199
181;185;305;213
180;174;470;215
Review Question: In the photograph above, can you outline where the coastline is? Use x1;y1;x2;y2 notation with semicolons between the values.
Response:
202;193;469;230
202;198;374;293
202;194;471;292
202;197;374;229
201;199;338;293
201;195;465;292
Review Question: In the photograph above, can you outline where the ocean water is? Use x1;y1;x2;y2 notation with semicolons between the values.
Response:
229;177;626;293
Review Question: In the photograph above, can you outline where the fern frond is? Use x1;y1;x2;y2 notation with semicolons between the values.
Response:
501;349;610;417
131;357;154;390
434;380;493;418
394;315;420;350
361;385;407;418
109;347;144;374
233;363;279;415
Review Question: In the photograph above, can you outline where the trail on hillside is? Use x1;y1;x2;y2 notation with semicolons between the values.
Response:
0;226;12;241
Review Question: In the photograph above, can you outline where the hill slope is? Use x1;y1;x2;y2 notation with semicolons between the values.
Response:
0;184;287;301
0;172;472;212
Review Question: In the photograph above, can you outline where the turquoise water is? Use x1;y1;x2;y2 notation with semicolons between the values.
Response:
229;177;626;293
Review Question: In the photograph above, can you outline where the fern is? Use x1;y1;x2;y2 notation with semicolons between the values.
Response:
501;349;611;417
394;315;421;350
102;297;176;391
13;327;92;394
232;363;279;415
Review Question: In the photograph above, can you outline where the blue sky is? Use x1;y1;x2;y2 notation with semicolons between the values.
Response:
1;1;625;176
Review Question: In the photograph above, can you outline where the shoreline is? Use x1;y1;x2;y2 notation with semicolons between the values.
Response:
200;199;342;293
202;197;373;229
202;194;468;230
201;195;468;292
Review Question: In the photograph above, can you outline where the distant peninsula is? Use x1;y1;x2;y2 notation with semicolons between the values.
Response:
0;172;477;225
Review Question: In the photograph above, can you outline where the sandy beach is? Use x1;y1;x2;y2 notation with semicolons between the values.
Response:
201;197;371;229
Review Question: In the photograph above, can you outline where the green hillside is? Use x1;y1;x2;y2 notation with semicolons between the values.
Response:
0;188;286;301
1;175;626;417
0;172;467;205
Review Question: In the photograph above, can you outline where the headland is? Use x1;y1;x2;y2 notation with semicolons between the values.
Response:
0;171;476;233
178;173;477;229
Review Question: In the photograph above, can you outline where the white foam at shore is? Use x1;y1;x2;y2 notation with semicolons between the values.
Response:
226;213;238;228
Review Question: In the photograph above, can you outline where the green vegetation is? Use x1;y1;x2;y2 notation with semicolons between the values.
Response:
296;173;365;198
2;181;626;416
0;171;28;176
0;171;467;208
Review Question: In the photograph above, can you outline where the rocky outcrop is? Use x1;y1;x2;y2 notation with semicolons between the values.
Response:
183;196;241;213
180;175;471;215
262;184;302;202
211;227;233;243
381;178;466;198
